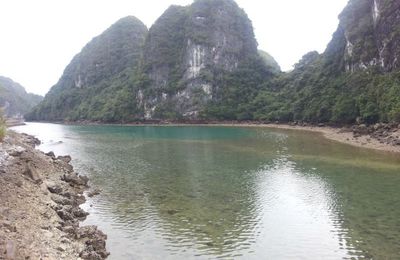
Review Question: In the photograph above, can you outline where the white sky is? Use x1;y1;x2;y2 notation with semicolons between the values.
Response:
0;0;348;96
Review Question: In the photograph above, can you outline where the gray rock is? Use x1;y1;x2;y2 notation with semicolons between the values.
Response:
57;155;72;164
23;162;42;184
51;194;73;206
62;173;89;187
7;146;26;157
46;181;63;194
62;225;76;235
77;225;109;259
45;151;56;159
57;206;74;221
24;135;41;146
72;208;89;219
79;175;89;186
56;159;74;173
87;189;101;198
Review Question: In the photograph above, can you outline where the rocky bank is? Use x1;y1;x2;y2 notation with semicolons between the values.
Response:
0;131;108;259
257;122;400;153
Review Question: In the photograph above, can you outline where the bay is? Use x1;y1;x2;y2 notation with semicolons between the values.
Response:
13;122;400;259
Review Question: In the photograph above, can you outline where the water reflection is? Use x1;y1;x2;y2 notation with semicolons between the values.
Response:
12;123;400;259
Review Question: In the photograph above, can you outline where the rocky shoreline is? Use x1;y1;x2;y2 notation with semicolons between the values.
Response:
256;122;400;153
0;131;109;259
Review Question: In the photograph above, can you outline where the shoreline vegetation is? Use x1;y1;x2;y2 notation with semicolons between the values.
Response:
33;120;400;153
0;131;109;259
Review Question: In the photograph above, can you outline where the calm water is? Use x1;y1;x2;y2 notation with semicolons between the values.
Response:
13;123;400;259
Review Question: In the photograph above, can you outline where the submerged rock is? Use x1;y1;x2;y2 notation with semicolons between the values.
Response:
87;189;101;198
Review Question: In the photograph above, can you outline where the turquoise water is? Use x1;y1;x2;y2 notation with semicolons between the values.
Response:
13;123;400;259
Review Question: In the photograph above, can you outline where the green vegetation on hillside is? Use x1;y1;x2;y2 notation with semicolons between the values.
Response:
138;0;265;119
27;16;148;122
201;56;275;120
27;0;400;125
251;59;400;124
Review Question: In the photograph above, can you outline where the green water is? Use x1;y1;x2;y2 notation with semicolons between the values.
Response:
13;123;400;259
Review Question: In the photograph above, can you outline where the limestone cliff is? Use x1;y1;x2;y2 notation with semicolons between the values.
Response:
138;0;271;119
251;0;400;124
326;0;400;72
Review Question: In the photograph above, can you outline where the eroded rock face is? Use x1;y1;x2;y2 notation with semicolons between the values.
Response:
330;0;400;72
140;0;260;119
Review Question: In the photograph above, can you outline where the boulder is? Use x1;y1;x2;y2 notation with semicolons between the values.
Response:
72;208;89;219
45;151;56;159
77;226;109;259
57;155;72;164
57;206;74;221
46;181;63;194
7;146;26;157
23;162;42;184
61;225;76;235
56;160;74;172
51;194;73;206
25;135;41;146
62;173;89;187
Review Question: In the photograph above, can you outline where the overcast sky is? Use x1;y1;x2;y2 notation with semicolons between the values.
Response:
0;0;348;96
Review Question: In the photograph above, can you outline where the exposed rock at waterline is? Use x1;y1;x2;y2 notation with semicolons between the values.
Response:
0;131;108;259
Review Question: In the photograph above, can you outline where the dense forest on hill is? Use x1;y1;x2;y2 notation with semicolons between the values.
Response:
27;0;400;125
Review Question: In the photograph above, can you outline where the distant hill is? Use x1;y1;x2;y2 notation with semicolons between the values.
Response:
0;76;43;118
28;16;148;122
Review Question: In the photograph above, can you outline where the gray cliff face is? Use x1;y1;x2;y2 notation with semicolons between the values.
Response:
328;0;400;72
139;0;259;119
